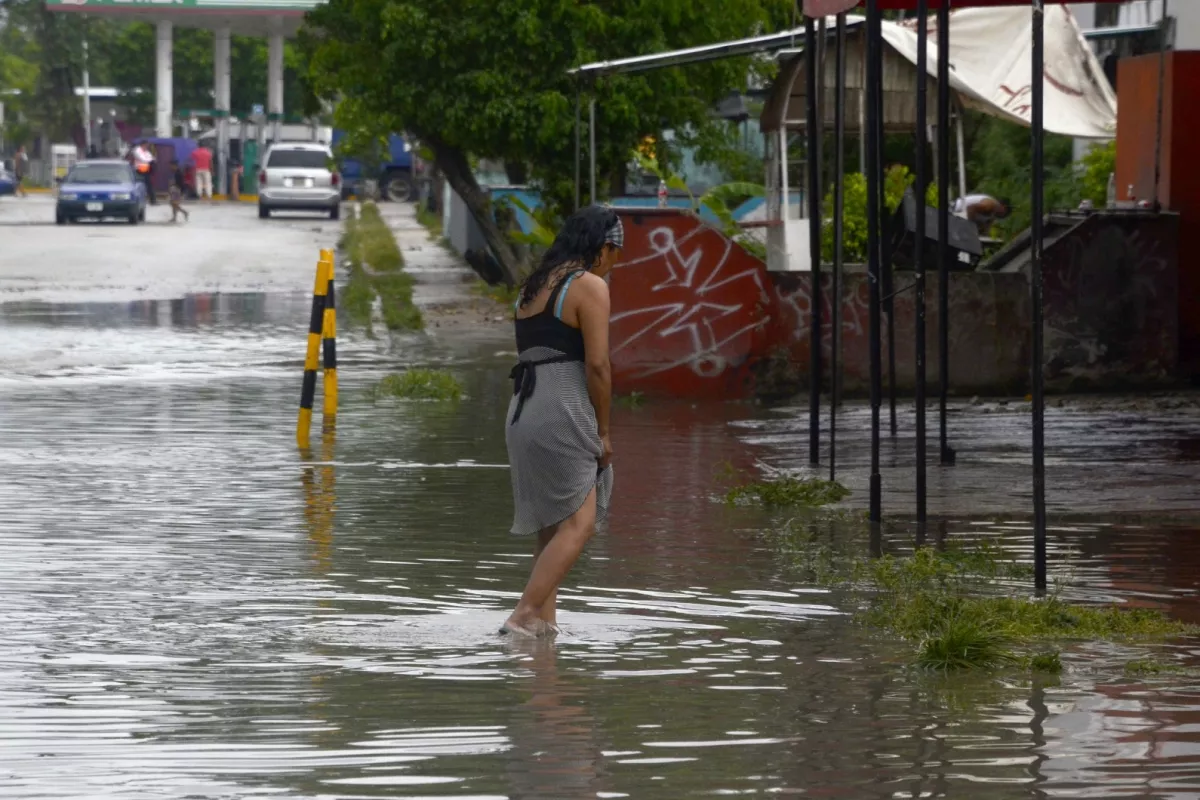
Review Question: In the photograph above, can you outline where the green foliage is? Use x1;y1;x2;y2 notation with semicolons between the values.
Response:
820;165;915;263
472;280;521;308
367;369;464;401
1124;658;1184;677
725;476;850;508
301;0;791;224
1079;140;1116;208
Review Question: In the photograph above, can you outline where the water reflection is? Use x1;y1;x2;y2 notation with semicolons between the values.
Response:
3;300;1200;797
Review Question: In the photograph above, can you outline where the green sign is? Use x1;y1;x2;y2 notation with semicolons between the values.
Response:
47;0;324;11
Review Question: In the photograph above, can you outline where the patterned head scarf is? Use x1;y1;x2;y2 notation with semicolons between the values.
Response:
604;214;624;249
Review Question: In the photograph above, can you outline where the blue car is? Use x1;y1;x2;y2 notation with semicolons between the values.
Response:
56;160;148;225
0;168;15;196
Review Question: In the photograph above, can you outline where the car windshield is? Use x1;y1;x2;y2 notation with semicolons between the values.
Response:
67;164;132;184
267;149;330;169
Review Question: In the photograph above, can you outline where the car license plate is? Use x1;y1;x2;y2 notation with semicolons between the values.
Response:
86;202;103;212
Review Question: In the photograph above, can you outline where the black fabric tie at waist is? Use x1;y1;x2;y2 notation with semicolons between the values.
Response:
509;355;580;425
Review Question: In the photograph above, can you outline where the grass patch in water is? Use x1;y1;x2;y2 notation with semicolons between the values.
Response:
367;369;463;401
769;527;1199;672
1124;658;1185;677
339;202;422;332
615;391;647;409
725;476;850;508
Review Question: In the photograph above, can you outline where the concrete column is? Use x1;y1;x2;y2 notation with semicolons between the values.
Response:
214;26;231;195
267;27;284;142
155;20;173;138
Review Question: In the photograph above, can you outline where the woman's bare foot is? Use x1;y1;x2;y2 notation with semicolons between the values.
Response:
499;615;549;638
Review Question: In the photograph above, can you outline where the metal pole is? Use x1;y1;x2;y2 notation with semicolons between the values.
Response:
1152;0;1169;213
1031;0;1047;594
914;0;929;525
589;96;597;205
806;15;823;467
866;0;883;524
574;89;581;211
831;13;847;483
938;0;955;466
82;23;92;155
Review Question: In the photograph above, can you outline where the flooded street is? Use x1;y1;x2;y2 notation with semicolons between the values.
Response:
3;197;1200;798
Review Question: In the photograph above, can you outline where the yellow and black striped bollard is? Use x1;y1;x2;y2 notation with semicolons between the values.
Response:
297;252;333;448
321;248;338;418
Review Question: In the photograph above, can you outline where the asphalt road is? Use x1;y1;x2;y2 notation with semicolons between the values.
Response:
0;195;342;305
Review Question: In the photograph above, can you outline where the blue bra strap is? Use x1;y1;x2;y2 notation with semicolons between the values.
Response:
554;273;579;320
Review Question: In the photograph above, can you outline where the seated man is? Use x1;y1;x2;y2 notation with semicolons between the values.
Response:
953;193;1010;236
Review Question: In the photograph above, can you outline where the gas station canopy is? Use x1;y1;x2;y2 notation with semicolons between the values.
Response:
44;0;325;36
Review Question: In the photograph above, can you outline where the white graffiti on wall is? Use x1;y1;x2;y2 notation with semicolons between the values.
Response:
612;224;770;378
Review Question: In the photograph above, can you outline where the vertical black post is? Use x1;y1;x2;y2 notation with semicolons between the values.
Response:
1152;0;1169;213
806;15;823;467
1031;0;1047;594
937;0;955;466
574;88;581;211
866;0;883;524
914;0;929;525
831;13;847;484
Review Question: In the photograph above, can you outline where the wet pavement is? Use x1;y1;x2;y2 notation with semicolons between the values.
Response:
3;195;1200;798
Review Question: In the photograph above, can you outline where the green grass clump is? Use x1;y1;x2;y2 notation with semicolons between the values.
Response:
339;201;422;332
1028;651;1063;674
367;369;463;401
1124;658;1184;677
416;203;443;240
725;476;850;508
615;391;646;409
767;528;1199;673
917;610;1015;672
473;280;521;308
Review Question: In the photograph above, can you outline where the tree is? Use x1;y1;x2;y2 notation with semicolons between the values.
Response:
300;0;790;285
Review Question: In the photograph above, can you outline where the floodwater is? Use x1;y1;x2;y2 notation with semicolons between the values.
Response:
4;202;1200;799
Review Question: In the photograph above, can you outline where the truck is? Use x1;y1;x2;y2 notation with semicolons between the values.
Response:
331;130;416;202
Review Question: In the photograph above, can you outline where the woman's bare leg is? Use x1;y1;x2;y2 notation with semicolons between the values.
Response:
504;488;596;634
534;527;558;626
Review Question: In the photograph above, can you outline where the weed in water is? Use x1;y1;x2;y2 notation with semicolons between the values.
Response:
367;369;463;402
725;476;850;508
338;201;421;331
615;391;646;409
1123;658;1184;677
917;609;1016;672
1028;651;1064;674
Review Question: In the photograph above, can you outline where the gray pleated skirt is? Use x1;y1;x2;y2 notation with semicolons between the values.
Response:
505;346;614;535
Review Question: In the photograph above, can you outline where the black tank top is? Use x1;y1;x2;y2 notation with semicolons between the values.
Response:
514;270;586;359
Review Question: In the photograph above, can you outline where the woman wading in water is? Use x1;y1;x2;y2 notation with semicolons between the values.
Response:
501;205;621;637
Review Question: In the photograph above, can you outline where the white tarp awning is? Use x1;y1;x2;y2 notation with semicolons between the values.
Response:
882;5;1117;138
762;6;1117;139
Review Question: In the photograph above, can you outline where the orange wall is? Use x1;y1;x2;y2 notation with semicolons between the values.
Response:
1117;52;1200;371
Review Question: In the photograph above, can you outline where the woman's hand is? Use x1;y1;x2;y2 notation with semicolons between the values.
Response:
599;434;613;469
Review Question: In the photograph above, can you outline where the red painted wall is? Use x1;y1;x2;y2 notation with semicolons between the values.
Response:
1117;52;1200;374
611;209;1180;399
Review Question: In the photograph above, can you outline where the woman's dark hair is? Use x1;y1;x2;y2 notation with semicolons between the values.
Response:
519;204;619;306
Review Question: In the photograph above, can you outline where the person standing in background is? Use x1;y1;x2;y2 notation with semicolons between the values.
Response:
13;145;29;198
190;143;213;200
131;141;156;205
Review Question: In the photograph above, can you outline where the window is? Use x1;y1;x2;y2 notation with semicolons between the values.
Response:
267;149;331;169
67;164;132;184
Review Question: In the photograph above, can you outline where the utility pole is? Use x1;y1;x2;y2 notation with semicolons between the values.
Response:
82;16;92;155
